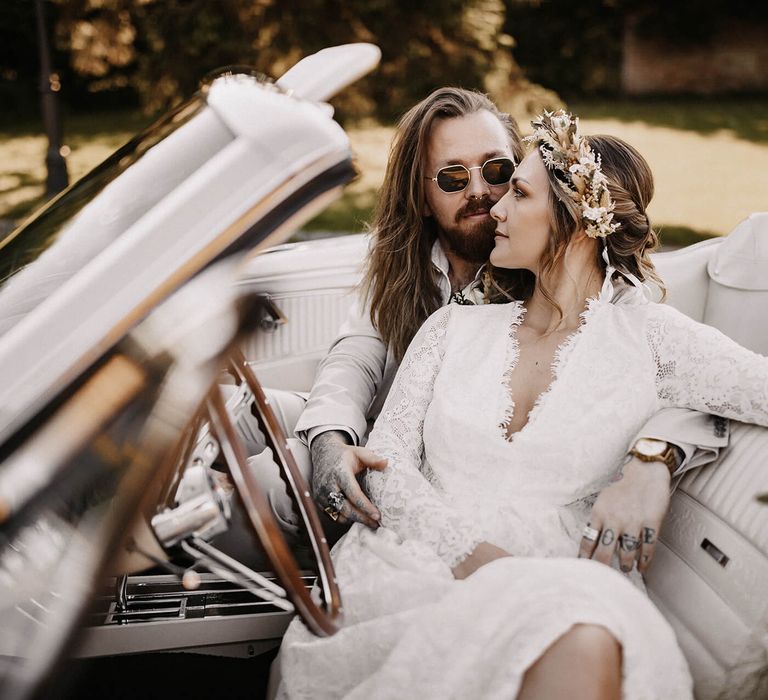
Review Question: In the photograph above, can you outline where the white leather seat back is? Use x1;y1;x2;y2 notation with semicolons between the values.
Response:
704;212;768;354
651;238;722;322
645;213;768;700
239;234;367;391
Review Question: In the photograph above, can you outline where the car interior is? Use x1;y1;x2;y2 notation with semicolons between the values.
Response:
0;46;383;700
237;213;768;699
71;213;768;700
0;40;764;699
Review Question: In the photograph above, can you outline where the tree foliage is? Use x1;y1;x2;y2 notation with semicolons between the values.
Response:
49;0;537;122
503;0;623;97
0;1;56;117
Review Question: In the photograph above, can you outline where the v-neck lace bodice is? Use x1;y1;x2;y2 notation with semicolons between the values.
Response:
278;290;768;700
362;295;768;569
277;289;768;700
499;297;602;442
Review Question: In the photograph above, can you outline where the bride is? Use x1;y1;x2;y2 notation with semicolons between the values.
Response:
275;112;768;699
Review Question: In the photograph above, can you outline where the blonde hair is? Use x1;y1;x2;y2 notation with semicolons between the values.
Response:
360;87;524;361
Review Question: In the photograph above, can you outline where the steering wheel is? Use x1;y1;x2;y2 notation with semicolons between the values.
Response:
202;349;342;636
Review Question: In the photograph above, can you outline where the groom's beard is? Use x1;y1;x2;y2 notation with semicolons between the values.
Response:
438;195;498;264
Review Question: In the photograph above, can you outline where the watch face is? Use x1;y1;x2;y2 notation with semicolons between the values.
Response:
635;438;668;457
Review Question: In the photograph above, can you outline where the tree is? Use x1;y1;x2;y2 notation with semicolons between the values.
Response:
52;0;554;121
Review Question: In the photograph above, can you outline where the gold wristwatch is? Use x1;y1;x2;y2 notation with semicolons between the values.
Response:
629;438;680;476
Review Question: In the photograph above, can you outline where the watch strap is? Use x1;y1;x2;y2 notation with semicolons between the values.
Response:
630;443;680;476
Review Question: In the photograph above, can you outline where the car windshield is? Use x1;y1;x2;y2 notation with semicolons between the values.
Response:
0;96;234;337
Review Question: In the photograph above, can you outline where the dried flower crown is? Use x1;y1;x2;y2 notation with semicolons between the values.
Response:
527;110;619;239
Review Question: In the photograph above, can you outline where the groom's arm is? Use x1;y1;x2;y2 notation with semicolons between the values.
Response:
294;298;390;526
295;298;387;448
630;407;729;477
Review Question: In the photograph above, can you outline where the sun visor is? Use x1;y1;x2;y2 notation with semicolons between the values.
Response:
707;212;768;290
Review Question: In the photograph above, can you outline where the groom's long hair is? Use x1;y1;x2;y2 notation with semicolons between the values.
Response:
361;87;524;362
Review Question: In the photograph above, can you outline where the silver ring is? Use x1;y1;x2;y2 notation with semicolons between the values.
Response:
619;534;641;551
582;525;600;542
326;490;345;517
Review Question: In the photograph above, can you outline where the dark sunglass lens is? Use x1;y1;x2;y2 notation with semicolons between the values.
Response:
482;158;515;185
436;166;469;192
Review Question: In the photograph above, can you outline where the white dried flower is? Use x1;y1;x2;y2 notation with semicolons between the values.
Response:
530;110;619;239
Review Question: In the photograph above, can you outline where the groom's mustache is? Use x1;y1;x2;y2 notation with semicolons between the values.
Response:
455;195;497;223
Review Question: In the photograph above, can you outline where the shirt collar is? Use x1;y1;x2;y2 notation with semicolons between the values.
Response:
430;239;450;277
430;239;486;305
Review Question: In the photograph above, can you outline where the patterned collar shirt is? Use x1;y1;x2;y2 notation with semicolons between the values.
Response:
430;240;487;307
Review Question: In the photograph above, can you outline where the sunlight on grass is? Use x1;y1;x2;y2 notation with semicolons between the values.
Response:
2;105;765;246
0;110;153;228
304;189;376;232
570;97;768;144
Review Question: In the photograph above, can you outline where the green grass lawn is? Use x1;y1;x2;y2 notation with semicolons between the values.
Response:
2;97;767;246
569;96;768;145
0;109;154;139
0;109;156;226
303;190;377;233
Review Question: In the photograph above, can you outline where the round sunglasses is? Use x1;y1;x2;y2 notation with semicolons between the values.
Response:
425;157;515;193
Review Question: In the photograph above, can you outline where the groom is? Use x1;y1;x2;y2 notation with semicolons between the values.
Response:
273;88;728;570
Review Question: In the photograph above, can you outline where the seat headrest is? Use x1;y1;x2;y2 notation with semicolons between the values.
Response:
708;212;768;290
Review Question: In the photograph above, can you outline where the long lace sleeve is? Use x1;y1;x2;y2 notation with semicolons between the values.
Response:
363;306;484;568
648;304;768;425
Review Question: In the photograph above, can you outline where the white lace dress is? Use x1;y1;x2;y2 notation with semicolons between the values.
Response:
277;287;768;700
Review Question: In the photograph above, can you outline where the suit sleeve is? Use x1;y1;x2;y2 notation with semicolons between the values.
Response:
294;295;387;446
630;407;729;476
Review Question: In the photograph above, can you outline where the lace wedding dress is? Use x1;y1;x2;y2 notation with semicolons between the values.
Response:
276;283;768;700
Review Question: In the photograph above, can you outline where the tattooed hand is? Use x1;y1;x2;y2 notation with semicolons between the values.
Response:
310;430;388;528
578;456;671;574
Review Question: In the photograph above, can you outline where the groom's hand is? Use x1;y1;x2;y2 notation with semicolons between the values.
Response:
579;457;671;574
311;430;387;528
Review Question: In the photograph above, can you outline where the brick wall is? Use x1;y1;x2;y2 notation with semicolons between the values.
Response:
622;17;768;94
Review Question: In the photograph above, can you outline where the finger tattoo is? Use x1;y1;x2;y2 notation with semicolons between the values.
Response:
601;528;615;546
642;527;656;544
619;534;641;551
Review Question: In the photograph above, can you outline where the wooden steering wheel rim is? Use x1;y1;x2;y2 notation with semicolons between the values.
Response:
207;350;341;636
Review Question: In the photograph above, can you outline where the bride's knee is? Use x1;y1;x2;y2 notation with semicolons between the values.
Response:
518;624;622;700
564;624;622;668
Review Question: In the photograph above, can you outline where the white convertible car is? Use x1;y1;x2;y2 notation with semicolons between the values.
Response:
0;44;765;700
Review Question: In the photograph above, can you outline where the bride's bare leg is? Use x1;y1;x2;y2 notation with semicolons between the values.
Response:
516;624;622;700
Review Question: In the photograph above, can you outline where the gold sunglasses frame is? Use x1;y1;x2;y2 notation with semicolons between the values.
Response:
425;157;516;193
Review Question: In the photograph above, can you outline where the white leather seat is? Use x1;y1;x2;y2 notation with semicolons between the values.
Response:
242;217;768;698
652;238;722;322
652;212;768;353
647;212;768;700
703;212;768;354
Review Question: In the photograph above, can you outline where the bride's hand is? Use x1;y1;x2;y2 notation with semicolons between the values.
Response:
579;457;671;574
452;542;511;580
310;430;388;528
